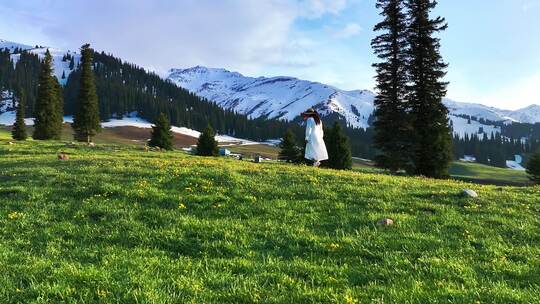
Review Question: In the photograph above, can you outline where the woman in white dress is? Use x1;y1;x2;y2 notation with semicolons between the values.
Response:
302;108;328;167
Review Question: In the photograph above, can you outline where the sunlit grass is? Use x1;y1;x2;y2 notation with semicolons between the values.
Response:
0;128;11;140
450;161;529;186
0;139;539;303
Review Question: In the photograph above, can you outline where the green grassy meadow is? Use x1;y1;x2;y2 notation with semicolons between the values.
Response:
2;125;531;186
352;157;530;186
450;161;530;186
1;135;539;303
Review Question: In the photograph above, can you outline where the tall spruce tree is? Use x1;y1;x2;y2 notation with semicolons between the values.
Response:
323;122;353;170
372;0;411;173
12;90;28;141
33;49;63;140
278;129;301;163
72;44;100;143
406;0;452;178
149;113;174;150
196;125;219;156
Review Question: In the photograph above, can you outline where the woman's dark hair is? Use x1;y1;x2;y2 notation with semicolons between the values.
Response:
303;109;322;125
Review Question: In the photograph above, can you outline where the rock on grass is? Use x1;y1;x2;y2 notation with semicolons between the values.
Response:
461;189;478;198
377;218;394;226
58;153;70;161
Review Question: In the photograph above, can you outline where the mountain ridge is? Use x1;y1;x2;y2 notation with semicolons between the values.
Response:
168;66;376;128
167;66;540;131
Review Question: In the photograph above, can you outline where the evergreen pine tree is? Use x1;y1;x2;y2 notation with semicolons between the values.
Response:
149;113;174;150
278;129;301;163
33;49;63;140
489;133;507;168
196;125;219;156
69;57;75;70
526;149;540;184
12;90;27;141
72;44;100;143
323;122;352;170
406;0;452;178
372;0;411;173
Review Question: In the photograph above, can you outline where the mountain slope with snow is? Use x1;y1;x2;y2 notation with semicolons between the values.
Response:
1;39;80;84
442;99;516;123
168;66;375;128
501;105;540;124
168;66;540;136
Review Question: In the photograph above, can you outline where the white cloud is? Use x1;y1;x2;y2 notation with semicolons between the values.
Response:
521;0;540;11
302;0;349;17
447;71;540;110
334;23;363;38
0;0;352;75
478;73;540;110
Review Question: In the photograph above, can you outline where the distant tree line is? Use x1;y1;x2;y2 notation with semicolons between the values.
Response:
453;132;540;167
452;113;540;141
502;122;540;141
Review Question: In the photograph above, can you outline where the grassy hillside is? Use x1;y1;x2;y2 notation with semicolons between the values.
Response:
2;125;529;186
1;136;539;303
352;157;530;186
450;161;530;186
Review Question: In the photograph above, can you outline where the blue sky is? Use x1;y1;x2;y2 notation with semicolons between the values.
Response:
1;0;539;109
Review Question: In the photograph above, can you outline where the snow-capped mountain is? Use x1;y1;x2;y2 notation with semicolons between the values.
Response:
0;39;80;85
168;66;540;135
442;99;516;123
168;66;375;128
501;105;540;124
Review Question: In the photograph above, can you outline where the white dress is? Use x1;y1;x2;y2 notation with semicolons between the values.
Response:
305;117;329;161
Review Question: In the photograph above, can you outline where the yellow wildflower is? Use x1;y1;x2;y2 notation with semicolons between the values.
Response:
96;289;108;297
8;211;21;220
329;243;340;250
345;293;356;304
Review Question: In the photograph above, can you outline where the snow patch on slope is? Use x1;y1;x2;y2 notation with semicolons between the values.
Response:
102;115;153;129
101;113;257;144
1;109;257;144
443;99;516;123
449;115;501;138
0;39;33;52
506;160;526;171
0;111;35;126
506;155;526;171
